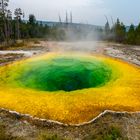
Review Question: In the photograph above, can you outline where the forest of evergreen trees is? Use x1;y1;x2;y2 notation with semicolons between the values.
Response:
0;0;67;46
104;18;140;45
0;0;140;47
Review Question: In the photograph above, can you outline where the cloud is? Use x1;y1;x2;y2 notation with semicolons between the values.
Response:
9;0;109;25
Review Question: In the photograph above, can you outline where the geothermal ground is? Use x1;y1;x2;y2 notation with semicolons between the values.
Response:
0;41;140;140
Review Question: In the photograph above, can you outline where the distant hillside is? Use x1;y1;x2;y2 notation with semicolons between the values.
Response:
37;21;136;32
25;20;136;32
37;20;103;30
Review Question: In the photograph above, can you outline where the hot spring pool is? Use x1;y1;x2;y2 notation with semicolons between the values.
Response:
0;53;140;124
13;57;112;92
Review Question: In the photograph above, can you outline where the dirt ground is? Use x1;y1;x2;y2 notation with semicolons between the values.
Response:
0;40;140;140
1;108;140;140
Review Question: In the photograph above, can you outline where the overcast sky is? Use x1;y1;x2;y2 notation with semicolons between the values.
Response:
9;0;140;26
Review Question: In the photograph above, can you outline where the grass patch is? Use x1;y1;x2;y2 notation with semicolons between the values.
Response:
103;127;123;140
11;41;25;48
38;133;66;140
84;126;127;140
33;40;40;44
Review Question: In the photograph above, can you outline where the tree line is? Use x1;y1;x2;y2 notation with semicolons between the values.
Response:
0;0;140;47
0;0;66;46
104;18;140;45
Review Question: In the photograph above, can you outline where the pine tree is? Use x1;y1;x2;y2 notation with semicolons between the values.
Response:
114;18;126;43
14;8;23;39
29;14;36;25
105;21;110;34
104;21;111;40
135;23;140;45
0;0;9;45
126;24;135;44
28;14;37;38
6;10;12;40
